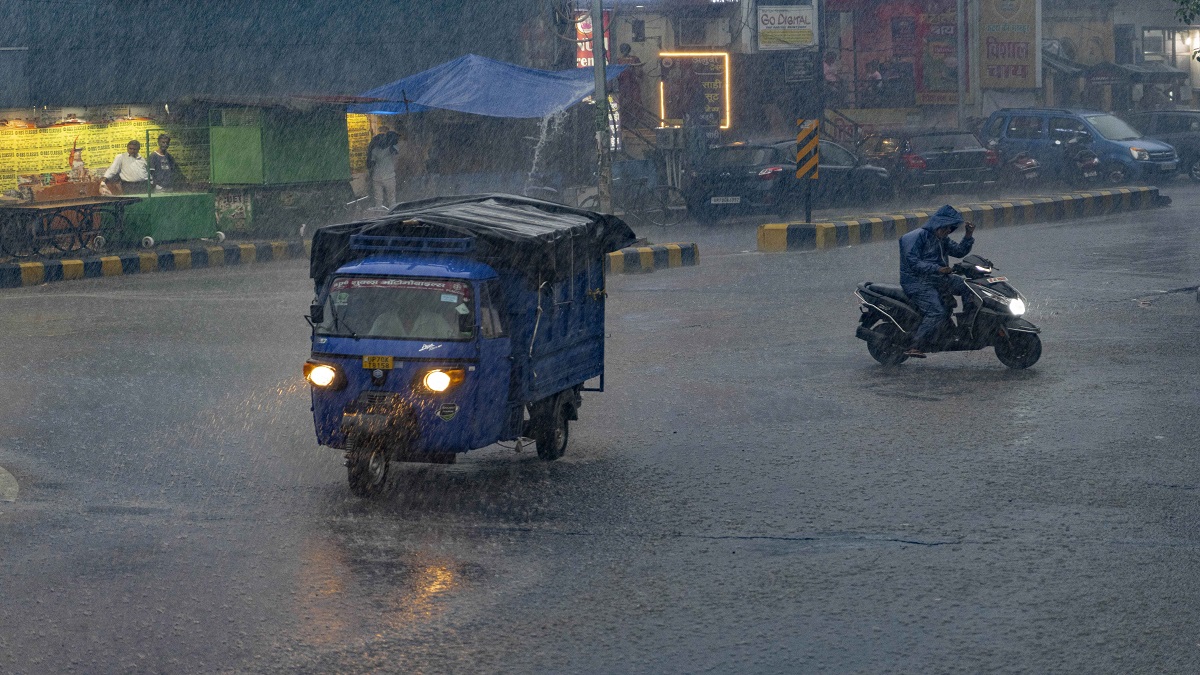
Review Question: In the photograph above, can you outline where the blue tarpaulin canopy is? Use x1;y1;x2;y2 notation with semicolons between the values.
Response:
347;54;624;118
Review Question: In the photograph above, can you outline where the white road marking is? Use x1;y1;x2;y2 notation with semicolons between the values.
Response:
0;465;18;502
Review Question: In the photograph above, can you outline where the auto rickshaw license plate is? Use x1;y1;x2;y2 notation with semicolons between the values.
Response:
362;356;393;370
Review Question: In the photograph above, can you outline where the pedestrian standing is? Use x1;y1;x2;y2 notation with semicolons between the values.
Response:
149;134;185;192
102;140;149;195
367;125;400;209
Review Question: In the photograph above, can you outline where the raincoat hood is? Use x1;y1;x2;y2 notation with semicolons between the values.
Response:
923;205;963;233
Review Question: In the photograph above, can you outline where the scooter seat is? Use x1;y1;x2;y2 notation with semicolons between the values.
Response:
865;283;910;304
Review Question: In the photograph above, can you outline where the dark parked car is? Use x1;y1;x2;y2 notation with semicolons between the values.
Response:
1126;109;1200;181
683;139;889;223
856;129;998;192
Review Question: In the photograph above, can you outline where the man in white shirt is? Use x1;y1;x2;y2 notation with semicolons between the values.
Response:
103;140;149;195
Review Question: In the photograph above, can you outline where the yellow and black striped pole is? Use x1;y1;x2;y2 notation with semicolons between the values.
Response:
796;118;820;222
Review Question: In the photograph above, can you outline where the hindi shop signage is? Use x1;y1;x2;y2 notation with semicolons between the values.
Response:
757;5;819;51
659;52;731;129
980;0;1040;89
575;10;611;69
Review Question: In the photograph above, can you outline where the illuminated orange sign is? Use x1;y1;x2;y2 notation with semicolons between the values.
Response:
657;51;731;130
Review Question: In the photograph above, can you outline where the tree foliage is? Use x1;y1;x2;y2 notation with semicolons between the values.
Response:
1177;1;1200;29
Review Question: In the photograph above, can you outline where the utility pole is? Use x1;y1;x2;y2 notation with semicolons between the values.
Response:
590;0;613;213
956;0;967;129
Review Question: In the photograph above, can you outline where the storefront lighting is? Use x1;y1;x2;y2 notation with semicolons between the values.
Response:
657;51;732;130
659;81;668;127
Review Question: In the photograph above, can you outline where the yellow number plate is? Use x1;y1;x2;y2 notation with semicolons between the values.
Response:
362;356;393;370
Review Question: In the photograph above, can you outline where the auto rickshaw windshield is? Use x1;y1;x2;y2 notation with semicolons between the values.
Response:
318;276;475;341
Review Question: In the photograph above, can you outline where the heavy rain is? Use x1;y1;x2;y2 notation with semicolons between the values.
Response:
1;0;1199;672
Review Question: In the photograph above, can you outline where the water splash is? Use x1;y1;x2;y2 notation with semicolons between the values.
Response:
524;109;569;198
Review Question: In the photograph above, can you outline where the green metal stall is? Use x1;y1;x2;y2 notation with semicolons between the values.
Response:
120;192;217;247
209;105;353;237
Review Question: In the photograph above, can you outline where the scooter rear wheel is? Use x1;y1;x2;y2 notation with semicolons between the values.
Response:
994;332;1042;369
866;322;910;366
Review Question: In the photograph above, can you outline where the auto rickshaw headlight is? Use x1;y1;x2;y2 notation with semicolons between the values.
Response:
304;361;345;390
422;369;465;393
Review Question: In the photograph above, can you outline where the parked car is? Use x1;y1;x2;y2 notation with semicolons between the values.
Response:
683;139;889;223
1125;109;1200;181
982;108;1178;185
856;129;998;192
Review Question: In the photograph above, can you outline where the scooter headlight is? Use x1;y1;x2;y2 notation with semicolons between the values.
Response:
421;369;465;393
304;361;345;390
1009;298;1026;316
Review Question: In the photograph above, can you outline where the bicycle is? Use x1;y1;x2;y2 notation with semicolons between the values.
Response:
579;176;686;228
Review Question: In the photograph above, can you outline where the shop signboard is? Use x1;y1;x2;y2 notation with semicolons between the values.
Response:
757;4;819;51
658;52;730;129
575;10;611;69
916;1;968;106
979;0;1040;89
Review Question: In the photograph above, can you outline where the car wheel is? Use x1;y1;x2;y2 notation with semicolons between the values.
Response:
1101;162;1129;186
686;197;718;224
1187;158;1200;182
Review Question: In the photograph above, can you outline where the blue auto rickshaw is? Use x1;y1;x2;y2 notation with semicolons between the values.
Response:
304;194;636;497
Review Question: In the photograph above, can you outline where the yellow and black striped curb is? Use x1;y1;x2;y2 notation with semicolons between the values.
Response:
0;240;312;289
605;242;700;274
757;187;1170;253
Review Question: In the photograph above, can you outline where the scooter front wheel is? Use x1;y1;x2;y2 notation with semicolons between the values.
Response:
345;435;390;498
866;321;910;366
994;332;1042;369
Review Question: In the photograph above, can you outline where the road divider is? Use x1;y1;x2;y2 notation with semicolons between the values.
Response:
757;187;1170;253
606;242;700;274
0;240;312;289
1;238;702;288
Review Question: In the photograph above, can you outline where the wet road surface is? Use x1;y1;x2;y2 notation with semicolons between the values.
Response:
1;185;1198;673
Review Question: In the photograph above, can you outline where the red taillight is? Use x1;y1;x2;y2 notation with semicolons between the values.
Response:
985;149;1000;167
902;154;927;170
758;166;785;180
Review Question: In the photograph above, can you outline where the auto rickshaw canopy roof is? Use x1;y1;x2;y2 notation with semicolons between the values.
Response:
310;194;637;289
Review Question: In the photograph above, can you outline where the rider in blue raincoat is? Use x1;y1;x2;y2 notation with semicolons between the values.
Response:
899;205;975;356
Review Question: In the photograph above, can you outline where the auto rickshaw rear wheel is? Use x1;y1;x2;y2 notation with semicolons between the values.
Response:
345;434;390;498
533;396;569;461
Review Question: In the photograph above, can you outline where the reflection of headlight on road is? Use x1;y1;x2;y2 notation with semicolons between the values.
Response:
306;364;338;387
1009;298;1026;316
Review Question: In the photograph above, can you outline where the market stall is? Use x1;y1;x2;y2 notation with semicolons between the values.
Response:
208;103;353;237
0;195;140;257
0;112;217;253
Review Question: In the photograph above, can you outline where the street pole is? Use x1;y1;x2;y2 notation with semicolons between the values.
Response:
956;0;967;129
808;0;826;224
591;0;613;213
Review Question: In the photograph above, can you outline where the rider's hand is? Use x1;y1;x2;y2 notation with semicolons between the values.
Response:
964;221;976;237
938;266;952;274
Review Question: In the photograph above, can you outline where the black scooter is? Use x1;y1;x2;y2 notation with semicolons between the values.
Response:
854;254;1042;368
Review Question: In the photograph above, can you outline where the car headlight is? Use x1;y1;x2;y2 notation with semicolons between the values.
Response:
1009;298;1026;316
421;369;465;393
1130;147;1150;161
304;361;345;390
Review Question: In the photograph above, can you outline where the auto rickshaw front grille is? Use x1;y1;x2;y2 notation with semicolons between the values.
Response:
357;391;407;414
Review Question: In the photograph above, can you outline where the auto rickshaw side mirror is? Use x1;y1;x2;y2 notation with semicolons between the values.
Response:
309;303;325;325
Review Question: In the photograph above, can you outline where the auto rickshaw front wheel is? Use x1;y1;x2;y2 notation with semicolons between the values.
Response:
345;435;390;498
532;396;570;461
